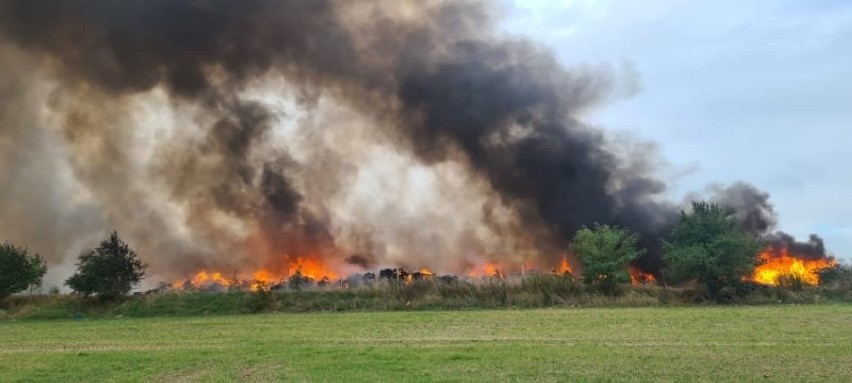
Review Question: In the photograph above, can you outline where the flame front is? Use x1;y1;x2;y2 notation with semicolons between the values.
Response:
752;248;836;286
173;254;339;290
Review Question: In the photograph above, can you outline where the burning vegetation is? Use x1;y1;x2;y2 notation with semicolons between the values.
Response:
167;244;838;293
163;214;841;295
752;248;836;287
173;255;340;291
629;268;657;286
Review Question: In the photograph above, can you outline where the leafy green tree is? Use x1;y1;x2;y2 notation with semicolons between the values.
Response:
66;232;146;299
0;243;47;299
571;224;646;294
663;202;762;297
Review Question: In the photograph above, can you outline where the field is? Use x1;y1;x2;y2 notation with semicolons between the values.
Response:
1;306;851;382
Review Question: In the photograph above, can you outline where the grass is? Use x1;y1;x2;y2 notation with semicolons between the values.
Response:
1;305;850;382
4;274;850;321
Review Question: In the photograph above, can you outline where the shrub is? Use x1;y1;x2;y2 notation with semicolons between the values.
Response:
571;224;646;295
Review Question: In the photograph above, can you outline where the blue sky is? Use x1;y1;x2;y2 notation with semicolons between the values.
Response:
503;0;852;260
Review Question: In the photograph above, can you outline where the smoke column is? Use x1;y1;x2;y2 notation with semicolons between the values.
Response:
0;0;830;284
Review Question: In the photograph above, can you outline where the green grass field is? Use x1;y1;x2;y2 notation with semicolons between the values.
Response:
1;305;850;382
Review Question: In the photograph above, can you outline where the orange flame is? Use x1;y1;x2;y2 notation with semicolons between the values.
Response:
250;269;279;291
288;257;337;280
629;267;656;286
172;271;233;289
752;248;836;286
467;262;505;279
252;269;277;284
418;268;436;276
484;263;505;278
172;254;339;290
556;254;573;275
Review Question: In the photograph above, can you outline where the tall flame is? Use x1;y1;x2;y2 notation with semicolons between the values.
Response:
556;254;573;275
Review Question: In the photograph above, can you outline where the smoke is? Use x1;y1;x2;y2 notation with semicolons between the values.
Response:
703;182;830;261
0;41;107;278
763;232;829;260
0;0;829;285
706;182;778;236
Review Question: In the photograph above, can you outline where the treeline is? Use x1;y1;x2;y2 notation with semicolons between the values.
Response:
570;201;765;298
0;231;146;300
571;202;847;299
1;202;850;309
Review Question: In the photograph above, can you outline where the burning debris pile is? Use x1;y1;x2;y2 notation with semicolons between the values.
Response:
0;0;840;290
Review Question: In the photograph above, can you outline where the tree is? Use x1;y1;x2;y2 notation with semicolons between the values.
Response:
663;202;762;297
288;269;307;291
0;243;47;299
66;232;147;299
571;224;646;294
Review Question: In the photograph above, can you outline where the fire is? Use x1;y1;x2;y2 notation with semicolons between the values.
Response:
555;254;573;275
250;269;279;291
484;263;501;277
172;255;339;290
288;257;337;280
752;248;836;286
467;262;505;279
629;267;656;286
401;268;437;284
173;271;234;289
252;269;277;284
174;269;288;291
465;256;575;279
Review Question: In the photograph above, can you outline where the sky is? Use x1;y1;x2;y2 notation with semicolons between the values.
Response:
503;0;852;261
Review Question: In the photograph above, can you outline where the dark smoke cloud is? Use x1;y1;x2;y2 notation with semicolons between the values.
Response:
397;39;677;268
705;183;831;261
706;182;778;236
344;254;376;269
0;0;831;282
764;232;829;260
0;0;357;97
